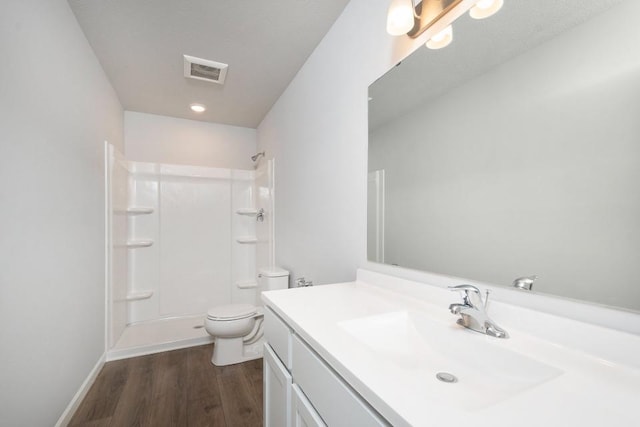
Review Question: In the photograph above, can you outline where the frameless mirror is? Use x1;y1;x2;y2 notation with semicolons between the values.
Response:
368;0;640;311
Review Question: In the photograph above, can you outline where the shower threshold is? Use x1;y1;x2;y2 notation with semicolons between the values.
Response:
108;314;213;361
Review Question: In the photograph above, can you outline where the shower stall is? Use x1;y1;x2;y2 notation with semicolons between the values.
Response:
105;143;275;360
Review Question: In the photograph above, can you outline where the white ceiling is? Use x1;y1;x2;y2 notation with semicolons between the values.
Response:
68;0;351;128
369;0;625;130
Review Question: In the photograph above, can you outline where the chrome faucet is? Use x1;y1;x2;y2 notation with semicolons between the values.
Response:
513;275;537;290
295;277;313;287
448;284;509;338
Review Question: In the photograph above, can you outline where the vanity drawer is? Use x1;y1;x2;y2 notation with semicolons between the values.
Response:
264;306;293;369
291;334;389;427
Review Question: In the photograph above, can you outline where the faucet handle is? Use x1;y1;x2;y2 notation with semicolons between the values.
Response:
448;284;481;294
448;284;482;307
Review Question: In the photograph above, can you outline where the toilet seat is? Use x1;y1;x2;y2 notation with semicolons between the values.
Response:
207;304;257;321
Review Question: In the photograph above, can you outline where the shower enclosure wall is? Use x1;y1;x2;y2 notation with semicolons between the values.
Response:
105;144;275;359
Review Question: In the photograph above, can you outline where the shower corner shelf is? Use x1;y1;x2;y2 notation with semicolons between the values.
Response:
114;206;154;215
126;239;154;248
236;236;258;244
127;207;154;215
236;208;258;216
126;290;153;301
236;281;258;289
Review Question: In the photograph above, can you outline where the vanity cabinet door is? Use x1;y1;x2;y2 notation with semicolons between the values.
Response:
292;384;326;427
264;343;292;427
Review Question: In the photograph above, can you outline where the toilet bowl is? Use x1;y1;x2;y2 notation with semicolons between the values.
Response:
204;267;290;366
204;304;264;366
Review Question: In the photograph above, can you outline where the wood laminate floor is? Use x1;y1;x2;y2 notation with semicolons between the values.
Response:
69;344;263;427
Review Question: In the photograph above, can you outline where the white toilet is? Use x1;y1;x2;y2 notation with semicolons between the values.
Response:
204;267;289;366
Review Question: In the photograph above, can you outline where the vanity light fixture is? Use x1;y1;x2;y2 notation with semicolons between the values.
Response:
425;25;453;49
469;0;503;19
386;0;504;49
386;0;417;36
190;103;206;113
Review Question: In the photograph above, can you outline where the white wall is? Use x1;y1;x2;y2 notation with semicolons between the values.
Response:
125;111;257;170
369;1;640;311
257;0;429;284
0;0;123;425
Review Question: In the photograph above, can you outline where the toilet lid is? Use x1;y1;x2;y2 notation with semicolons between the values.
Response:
207;304;257;320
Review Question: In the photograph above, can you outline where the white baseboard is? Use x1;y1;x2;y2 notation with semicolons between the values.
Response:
106;335;213;362
55;352;106;427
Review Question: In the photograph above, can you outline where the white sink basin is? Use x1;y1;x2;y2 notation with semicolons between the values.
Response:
339;310;563;411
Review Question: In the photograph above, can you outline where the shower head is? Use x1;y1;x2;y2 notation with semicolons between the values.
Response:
251;151;265;162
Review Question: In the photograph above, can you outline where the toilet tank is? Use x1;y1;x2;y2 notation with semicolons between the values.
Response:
258;267;290;293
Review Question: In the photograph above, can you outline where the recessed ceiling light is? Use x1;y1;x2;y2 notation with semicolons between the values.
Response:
190;103;206;113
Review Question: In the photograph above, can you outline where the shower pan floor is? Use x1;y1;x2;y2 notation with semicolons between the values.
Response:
108;315;213;361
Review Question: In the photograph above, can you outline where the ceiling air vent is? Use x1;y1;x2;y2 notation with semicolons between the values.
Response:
183;55;228;84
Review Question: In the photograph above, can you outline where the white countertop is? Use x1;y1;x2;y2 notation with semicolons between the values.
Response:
262;270;640;427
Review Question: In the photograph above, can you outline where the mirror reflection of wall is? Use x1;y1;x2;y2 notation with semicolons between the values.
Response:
368;0;640;311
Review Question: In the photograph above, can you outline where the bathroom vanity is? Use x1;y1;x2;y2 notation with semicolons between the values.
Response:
262;270;640;427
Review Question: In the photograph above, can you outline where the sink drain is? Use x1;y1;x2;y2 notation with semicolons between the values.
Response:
436;372;458;383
